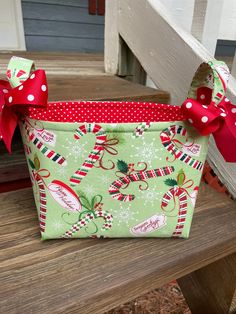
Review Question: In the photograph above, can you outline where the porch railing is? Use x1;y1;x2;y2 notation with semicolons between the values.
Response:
104;0;236;196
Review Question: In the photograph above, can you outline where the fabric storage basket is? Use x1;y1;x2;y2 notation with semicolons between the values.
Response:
1;57;235;240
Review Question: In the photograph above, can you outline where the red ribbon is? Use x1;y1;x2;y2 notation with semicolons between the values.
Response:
0;69;48;152
181;86;236;162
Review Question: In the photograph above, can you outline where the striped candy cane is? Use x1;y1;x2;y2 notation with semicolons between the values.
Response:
161;187;188;237
109;166;174;202
62;209;113;238
133;122;152;138
160;125;203;171
25;123;67;166
70;123;107;186
33;171;47;233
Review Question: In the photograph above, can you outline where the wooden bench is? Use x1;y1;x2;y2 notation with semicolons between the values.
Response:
1;184;236;314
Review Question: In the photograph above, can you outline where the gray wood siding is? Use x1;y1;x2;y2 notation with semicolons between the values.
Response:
22;0;104;52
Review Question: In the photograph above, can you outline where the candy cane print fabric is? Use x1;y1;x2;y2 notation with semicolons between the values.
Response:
160;125;204;171
109;166;175;202
32;170;47;233
70;123;107;186
161;187;188;237
25;122;67;166
62;209;113;238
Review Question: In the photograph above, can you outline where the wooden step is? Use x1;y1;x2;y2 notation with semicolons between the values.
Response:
0;71;170;188
0;52;105;76
0;184;235;313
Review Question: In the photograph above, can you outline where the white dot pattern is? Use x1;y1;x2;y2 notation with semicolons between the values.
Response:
27;94;34;101
185;102;192;109
41;84;47;92
201;116;208;123
27;101;185;123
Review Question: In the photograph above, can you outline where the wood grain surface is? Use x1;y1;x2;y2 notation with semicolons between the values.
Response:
178;253;236;314
1;184;236;314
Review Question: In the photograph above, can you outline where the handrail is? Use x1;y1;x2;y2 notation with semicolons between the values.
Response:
105;0;236;197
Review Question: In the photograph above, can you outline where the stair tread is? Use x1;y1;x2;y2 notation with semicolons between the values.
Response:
47;75;169;102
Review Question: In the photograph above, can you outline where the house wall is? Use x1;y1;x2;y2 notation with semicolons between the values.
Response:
21;0;104;52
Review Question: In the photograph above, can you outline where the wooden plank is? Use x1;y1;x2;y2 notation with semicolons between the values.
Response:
23;19;104;39
0;52;104;61
0;52;105;76
0;184;236;313
46;75;169;102
22;2;104;24
178;253;236;314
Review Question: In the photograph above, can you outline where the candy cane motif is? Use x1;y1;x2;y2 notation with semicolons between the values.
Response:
70;123;107;186
62;209;113;238
109;166;174;202
25;123;67;166
160;125;203;171
161;187;188;237
34;172;47;233
133;122;152;138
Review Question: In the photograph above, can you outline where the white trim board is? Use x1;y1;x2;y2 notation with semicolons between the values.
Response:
0;0;26;51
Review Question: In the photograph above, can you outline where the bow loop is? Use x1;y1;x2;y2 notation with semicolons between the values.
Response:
182;95;236;162
0;57;48;152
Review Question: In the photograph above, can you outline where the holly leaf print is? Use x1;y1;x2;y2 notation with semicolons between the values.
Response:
76;190;91;210
28;158;35;169
164;178;178;187
117;160;129;174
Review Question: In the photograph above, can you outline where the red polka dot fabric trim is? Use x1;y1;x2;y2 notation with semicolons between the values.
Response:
27;101;185;123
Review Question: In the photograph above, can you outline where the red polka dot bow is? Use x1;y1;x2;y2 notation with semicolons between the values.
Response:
182;86;236;162
0;69;48;152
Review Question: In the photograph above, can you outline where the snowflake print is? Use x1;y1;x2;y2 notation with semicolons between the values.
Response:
100;174;111;185
52;163;68;179
112;203;139;226
51;220;64;231
62;137;88;162
131;137;163;166
83;184;97;197
139;187;162;206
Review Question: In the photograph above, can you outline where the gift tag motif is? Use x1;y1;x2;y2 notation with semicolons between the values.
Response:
48;180;82;212
130;214;167;235
160;125;203;171
32;128;57;147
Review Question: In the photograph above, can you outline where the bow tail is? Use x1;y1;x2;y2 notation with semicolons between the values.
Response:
0;106;18;153
213;122;236;162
